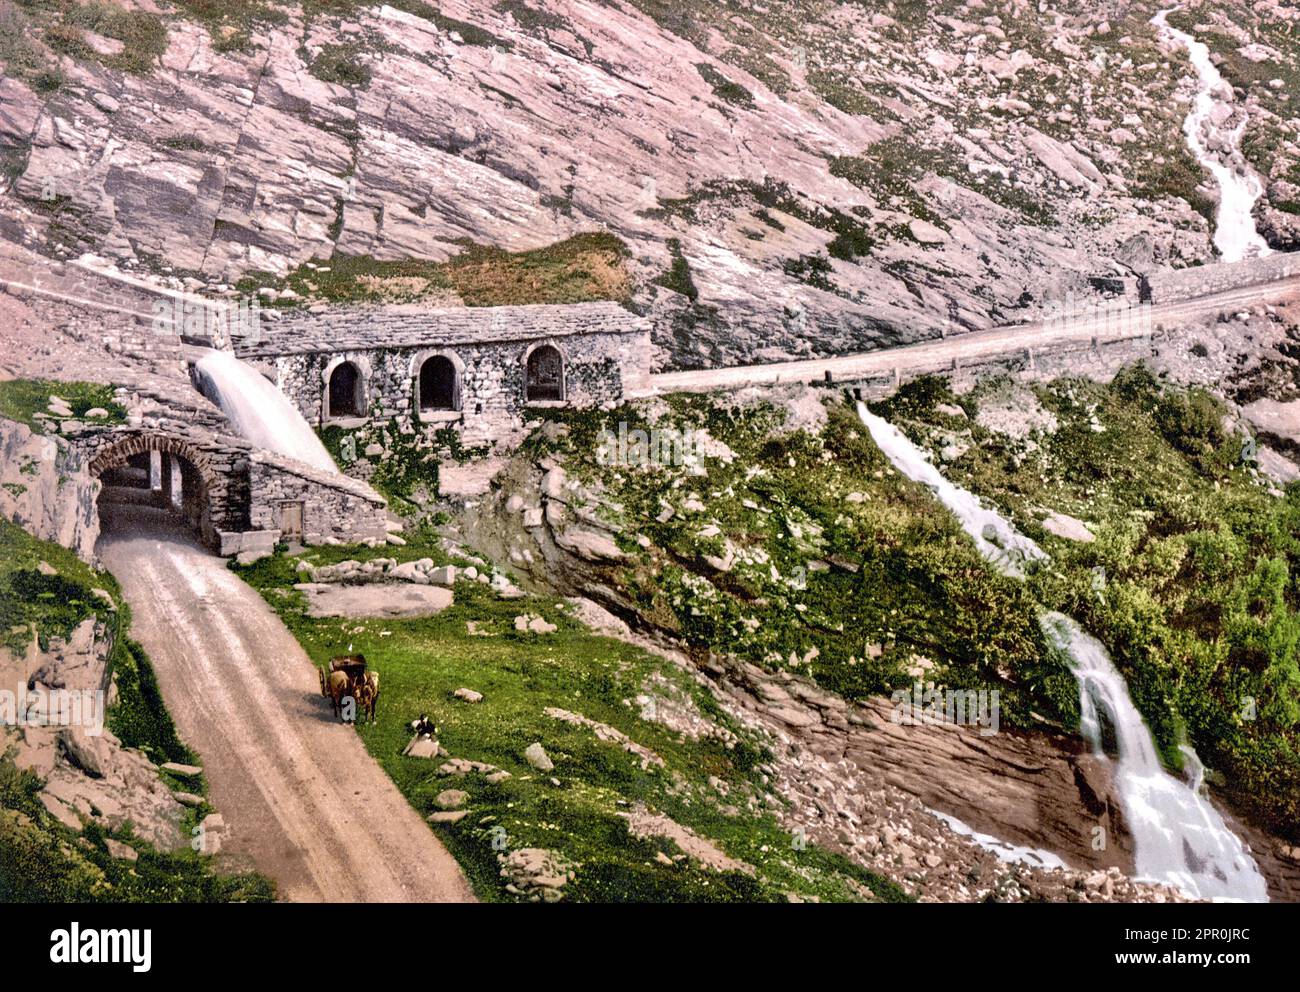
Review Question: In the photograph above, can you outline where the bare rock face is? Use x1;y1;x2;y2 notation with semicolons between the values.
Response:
0;1;1242;368
2;618;188;850
0;419;100;560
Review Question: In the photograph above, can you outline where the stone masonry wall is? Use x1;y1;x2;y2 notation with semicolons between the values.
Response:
1148;251;1300;305
271;329;647;446
67;424;388;555
245;453;389;549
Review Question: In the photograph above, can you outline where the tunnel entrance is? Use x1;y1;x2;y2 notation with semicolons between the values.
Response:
91;436;222;548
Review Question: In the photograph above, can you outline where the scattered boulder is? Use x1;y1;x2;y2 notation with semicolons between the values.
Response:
435;789;468;810
523;742;554;772
544;707;664;770
160;761;203;778
500;847;574;902
403;736;442;759
514;613;557;634
104;838;138;862
428;810;470;824
453;687;484;703
1041;512;1095;543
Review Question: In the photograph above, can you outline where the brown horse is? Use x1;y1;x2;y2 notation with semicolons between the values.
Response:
319;667;351;720
354;671;380;724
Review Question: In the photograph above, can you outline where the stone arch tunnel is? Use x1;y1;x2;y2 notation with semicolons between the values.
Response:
86;431;251;550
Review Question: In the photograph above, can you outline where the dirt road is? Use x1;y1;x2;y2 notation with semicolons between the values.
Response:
641;275;1300;395
98;502;475;903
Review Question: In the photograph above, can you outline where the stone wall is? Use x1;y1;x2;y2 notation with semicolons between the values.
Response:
841;333;1161;402
0;248;186;367
241;302;653;446
242;452;389;551
80;427;251;546
1148;251;1300;305
65;423;388;556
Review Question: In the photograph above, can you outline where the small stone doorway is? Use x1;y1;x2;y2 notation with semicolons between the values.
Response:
278;501;304;542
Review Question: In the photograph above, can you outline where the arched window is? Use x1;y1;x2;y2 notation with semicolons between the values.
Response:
525;344;564;402
419;355;459;412
327;361;363;418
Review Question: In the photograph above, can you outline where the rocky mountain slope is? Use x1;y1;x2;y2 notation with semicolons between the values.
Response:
1;0;1293;369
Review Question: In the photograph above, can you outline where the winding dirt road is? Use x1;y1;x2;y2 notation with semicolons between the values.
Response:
98;501;474;903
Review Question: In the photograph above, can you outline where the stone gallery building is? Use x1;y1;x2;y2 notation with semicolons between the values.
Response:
237;301;653;445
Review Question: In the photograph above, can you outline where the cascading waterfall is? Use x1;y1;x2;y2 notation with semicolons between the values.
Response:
192;349;339;474
1153;7;1272;263
855;401;1268;901
1040;613;1267;902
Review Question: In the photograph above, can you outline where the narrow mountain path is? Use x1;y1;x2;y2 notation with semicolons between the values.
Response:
97;501;475;903
641;275;1300;395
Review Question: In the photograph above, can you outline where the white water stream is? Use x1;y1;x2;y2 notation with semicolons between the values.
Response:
928;809;1071;872
1153;7;1272;262
192;350;339;474
855;402;1268;901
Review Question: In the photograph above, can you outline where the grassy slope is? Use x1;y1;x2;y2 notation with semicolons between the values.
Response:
515;371;1300;843
240;232;633;309
0;518;273;902
235;536;908;903
524;394;1079;728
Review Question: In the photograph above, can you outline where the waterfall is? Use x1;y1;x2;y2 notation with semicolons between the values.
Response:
855;402;1268;901
192;350;339;474
855;404;1046;575
1041;614;1267;902
1153;7;1272;262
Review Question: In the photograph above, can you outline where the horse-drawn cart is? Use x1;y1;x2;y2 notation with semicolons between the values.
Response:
318;653;381;722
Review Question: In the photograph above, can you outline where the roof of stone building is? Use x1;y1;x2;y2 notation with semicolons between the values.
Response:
235;301;648;358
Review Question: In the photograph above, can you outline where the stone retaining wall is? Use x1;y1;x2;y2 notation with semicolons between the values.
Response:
841;333;1160;402
0;247;188;366
1147;251;1300;305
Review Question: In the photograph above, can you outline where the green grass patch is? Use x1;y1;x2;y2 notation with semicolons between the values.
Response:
168;0;288;52
695;62;754;108
0;378;125;431
651;238;698;301
244;233;632;308
308;42;372;87
0;517;114;655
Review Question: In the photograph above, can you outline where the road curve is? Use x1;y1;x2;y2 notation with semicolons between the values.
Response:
98;501;475;903
641;274;1300;395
